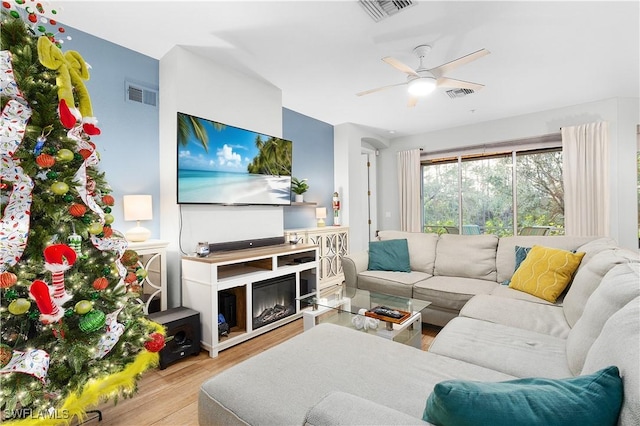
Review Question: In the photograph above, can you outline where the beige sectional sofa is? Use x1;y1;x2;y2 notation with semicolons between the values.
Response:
198;233;639;425
342;231;612;326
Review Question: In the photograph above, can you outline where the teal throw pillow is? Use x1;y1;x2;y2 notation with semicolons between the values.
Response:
368;239;411;272
502;245;532;285
422;366;623;426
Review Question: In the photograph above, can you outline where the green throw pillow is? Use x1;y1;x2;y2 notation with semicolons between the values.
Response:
368;239;411;272
422;366;622;426
502;245;532;285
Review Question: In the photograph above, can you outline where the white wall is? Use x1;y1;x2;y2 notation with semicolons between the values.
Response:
159;47;284;307
334;124;390;252
374;97;639;250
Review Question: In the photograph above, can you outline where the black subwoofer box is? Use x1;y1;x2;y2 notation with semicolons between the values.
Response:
147;307;200;369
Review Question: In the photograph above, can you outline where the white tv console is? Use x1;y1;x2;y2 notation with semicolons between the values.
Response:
181;243;319;357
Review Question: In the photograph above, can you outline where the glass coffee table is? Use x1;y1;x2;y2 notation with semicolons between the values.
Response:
298;287;431;349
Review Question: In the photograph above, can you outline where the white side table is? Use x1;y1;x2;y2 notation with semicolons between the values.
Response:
127;239;170;314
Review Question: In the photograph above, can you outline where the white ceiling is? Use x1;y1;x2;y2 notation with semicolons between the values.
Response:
54;1;639;139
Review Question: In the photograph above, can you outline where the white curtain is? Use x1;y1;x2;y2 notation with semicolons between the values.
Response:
561;121;610;236
397;149;422;232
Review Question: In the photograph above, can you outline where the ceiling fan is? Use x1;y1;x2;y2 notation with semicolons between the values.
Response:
357;45;490;107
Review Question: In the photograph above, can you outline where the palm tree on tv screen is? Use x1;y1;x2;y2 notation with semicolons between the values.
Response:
247;135;291;176
177;112;211;153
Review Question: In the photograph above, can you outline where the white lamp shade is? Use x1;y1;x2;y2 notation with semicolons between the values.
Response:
123;195;153;221
315;207;327;219
123;195;152;242
316;207;327;227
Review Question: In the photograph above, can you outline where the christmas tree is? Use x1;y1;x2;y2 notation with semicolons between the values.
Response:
1;3;164;423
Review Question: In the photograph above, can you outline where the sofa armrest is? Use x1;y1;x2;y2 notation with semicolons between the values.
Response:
304;391;431;426
342;251;369;290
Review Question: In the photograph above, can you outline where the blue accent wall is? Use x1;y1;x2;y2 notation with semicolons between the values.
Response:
62;25;334;236
61;24;160;238
283;108;335;229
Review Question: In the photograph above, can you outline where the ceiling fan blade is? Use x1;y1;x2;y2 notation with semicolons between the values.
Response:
436;77;485;91
382;56;419;77
428;48;490;77
356;82;406;96
407;96;419;108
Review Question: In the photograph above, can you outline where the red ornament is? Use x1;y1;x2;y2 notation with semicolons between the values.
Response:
144;332;165;353
69;204;86;217
102;194;115;206
102;226;113;238
36;153;56;168
78;148;92;159
124;272;138;284
92;277;109;291
0;272;17;288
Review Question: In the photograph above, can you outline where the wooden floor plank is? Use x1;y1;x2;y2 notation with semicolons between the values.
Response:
83;319;440;425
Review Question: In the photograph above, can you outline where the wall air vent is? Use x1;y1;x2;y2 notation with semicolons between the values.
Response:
358;0;415;22
125;81;158;107
445;88;475;99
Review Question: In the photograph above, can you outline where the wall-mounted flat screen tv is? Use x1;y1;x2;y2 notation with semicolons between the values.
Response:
177;112;292;205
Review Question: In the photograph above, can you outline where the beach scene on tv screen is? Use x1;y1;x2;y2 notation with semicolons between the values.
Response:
177;113;292;205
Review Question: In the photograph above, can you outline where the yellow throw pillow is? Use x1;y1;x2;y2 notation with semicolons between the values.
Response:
508;245;585;303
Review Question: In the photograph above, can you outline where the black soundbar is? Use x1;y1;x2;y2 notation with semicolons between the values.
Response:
208;236;286;253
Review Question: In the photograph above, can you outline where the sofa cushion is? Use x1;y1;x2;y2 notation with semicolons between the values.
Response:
581;298;639;426
489;285;558;305
305;391;430;426
378;231;439;274
433;234;498;281
563;247;640;327
566;263;640;376
428;317;572;379
413;276;497;312
496;236;596;283
199;323;516;425
422;366;623;426
358;270;431;299
368;239;411;272
460;294;571;338
508;245;585;303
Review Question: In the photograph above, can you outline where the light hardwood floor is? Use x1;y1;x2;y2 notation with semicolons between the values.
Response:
84;319;440;426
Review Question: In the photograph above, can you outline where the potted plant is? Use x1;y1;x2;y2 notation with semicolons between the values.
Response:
291;177;309;202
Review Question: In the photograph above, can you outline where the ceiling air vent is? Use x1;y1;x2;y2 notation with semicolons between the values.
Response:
125;81;158;107
359;0;415;22
445;88;475;99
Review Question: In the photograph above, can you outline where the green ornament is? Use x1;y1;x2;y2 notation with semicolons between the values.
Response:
102;267;111;275
56;148;74;162
4;289;18;301
8;298;30;315
63;194;74;202
90;291;100;300
28;310;39;320
50;181;69;195
46;170;58;179
104;207;112;214
64;308;74;317
74;153;83;161
79;310;106;333
74;300;93;315
81;216;92;224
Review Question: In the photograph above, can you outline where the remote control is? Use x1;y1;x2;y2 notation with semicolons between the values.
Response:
372;306;402;319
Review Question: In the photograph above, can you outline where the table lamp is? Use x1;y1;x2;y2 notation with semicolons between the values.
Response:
123;194;153;242
316;207;327;227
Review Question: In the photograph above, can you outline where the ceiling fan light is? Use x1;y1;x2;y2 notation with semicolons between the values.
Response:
408;77;436;96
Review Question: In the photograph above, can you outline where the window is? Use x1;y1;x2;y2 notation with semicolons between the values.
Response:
422;137;563;236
